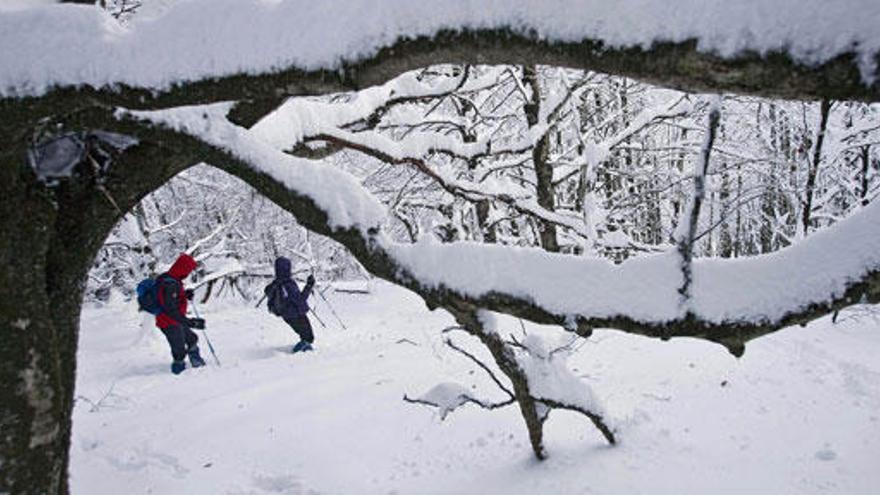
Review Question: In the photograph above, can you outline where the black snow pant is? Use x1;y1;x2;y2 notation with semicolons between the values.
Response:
160;324;199;362
283;315;314;344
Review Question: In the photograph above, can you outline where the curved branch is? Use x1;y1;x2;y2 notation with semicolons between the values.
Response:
3;28;877;116
110;105;880;359
538;398;616;445
403;393;516;413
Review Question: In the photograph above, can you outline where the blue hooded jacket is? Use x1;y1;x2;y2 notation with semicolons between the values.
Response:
270;257;313;318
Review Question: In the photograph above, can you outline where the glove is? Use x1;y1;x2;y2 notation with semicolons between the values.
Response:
185;289;195;301
188;318;206;329
306;275;315;286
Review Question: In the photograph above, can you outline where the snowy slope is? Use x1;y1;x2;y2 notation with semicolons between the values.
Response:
72;283;880;494
2;0;880;97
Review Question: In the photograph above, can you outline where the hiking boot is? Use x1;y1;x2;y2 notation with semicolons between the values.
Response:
292;341;313;353
188;347;206;368
171;360;186;375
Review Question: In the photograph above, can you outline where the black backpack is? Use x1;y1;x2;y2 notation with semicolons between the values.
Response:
265;280;288;316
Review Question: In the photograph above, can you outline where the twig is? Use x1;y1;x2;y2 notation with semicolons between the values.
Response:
444;338;514;399
403;393;516;413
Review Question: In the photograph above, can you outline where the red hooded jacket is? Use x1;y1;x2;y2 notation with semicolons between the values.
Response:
155;254;197;329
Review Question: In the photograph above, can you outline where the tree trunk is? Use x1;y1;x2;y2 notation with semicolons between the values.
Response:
448;305;548;459
0;145;70;494
860;145;871;204
522;65;560;252
801;99;832;236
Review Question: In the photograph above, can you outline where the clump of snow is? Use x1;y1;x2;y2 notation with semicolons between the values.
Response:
517;333;607;419
416;382;474;420
601;230;632;249
1;0;879;97
476;310;499;334
21;351;60;448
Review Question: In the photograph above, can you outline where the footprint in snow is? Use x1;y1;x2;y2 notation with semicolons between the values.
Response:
814;448;837;461
252;473;302;493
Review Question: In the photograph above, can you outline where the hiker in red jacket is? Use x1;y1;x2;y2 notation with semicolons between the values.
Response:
155;253;206;374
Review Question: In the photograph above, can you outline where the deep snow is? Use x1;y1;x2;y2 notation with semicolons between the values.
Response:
73;282;880;494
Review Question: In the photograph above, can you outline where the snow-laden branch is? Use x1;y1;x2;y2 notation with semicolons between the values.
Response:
405;316;614;453
122;103;880;355
251;69;475;148
403;383;515;419
3;0;879;99
119;103;387;233
2;0;878;109
516;334;616;445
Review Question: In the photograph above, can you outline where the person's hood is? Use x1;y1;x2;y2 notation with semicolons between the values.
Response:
274;257;292;279
167;253;197;280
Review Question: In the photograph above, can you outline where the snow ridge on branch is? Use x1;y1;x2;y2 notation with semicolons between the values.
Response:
2;0;879;99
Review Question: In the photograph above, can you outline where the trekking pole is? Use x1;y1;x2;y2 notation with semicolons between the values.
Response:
190;300;221;367
314;283;348;331
305;247;347;331
309;307;328;329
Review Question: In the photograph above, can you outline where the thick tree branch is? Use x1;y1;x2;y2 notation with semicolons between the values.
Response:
109;106;880;359
3;29;877;119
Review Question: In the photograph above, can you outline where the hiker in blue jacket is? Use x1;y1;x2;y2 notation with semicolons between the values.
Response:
265;257;316;352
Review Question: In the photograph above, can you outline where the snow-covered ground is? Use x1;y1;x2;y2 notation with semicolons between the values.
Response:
73;282;880;494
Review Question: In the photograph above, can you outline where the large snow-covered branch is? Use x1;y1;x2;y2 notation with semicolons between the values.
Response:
251;69;473;148
121;103;880;356
2;0;878;108
120;103;387;232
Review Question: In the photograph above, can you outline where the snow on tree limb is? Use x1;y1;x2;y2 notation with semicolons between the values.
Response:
119;103;387;232
403;382;515;420
2;1;879;106
515;334;616;444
